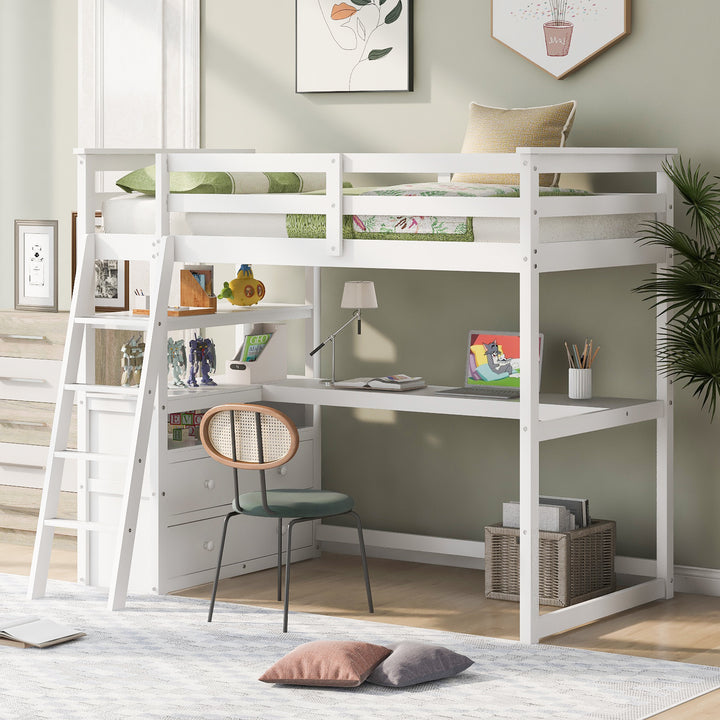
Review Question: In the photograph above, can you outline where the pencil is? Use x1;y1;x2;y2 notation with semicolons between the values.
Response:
590;345;600;367
564;341;574;368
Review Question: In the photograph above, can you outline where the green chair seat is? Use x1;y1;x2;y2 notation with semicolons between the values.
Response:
237;489;354;518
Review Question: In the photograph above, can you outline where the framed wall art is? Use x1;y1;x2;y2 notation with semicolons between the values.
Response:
491;0;631;80
296;0;413;93
71;212;129;312
14;220;58;312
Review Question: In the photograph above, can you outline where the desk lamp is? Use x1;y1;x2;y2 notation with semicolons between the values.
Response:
309;281;378;385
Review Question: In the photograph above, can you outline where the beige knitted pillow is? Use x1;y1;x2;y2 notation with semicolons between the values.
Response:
453;101;577;187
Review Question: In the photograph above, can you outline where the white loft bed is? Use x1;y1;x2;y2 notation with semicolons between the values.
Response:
33;147;675;645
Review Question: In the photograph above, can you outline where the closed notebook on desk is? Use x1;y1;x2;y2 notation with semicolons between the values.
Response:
436;331;543;399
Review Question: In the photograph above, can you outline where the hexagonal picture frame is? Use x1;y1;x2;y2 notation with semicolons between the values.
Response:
491;0;631;80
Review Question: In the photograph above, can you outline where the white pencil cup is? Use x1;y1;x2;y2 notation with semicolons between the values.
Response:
568;368;592;400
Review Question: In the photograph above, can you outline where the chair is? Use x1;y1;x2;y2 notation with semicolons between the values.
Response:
199;403;374;632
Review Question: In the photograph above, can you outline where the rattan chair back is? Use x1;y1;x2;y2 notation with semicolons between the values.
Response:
199;404;299;471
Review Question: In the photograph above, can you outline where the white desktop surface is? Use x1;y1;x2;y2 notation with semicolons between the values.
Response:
261;378;663;431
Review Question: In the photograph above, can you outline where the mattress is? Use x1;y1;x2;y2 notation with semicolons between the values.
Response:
102;183;651;244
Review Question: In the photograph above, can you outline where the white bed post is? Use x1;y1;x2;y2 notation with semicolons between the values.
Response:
326;154;343;256
75;152;97;590
656;164;675;599
518;151;542;644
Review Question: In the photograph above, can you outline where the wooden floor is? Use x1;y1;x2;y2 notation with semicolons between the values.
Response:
2;484;720;718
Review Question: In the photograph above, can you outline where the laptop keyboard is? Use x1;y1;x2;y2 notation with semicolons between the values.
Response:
437;386;519;399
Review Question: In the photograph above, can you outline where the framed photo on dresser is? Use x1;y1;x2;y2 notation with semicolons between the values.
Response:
14;220;58;312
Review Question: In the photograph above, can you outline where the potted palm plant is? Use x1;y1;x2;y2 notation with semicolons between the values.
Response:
634;158;720;417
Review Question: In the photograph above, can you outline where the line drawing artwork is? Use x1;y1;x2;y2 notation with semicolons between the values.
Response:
321;0;403;90
297;0;410;92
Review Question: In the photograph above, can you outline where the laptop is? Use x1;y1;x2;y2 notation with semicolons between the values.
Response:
435;331;544;399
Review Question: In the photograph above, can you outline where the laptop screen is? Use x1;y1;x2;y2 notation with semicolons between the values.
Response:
465;331;543;389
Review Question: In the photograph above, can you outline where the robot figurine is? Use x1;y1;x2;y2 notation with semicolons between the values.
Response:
121;335;145;387
188;333;216;387
167;338;187;388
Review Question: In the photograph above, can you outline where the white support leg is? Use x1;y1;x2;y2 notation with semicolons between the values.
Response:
518;155;542;644
656;168;675;598
107;235;175;610
326;154;343;256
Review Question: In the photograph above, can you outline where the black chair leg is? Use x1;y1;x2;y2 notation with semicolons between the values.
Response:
350;510;374;614
276;517;283;602
208;510;238;622
283;518;301;633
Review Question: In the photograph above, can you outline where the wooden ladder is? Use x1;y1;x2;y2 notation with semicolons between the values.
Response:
27;220;175;610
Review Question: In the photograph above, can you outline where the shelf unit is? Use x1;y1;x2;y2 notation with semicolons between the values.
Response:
28;147;675;644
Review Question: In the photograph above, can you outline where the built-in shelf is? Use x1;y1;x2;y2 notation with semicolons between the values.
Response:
75;303;313;333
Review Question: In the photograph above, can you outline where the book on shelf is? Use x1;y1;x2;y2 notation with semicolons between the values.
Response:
502;502;575;532
0;617;86;649
334;374;426;391
540;496;590;529
236;332;273;362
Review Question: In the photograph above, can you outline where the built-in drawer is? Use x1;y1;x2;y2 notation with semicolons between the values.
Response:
0;357;61;402
0;442;77;490
163;440;313;518
0;312;68;360
0;400;77;448
163;512;313;580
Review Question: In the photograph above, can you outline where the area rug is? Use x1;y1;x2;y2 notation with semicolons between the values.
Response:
1;574;719;720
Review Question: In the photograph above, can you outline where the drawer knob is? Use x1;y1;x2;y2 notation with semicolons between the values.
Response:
204;479;215;490
202;540;215;552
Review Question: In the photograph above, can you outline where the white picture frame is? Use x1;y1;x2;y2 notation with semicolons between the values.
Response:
14;220;58;312
296;0;413;93
491;0;631;80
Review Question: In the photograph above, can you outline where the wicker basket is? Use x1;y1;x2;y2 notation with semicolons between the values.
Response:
484;519;616;607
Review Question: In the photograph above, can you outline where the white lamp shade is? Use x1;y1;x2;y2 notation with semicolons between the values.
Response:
341;281;378;309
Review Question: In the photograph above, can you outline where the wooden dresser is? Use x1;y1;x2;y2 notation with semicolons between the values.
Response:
0;311;76;490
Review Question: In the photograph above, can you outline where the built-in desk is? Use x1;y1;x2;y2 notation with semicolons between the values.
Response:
261;378;664;440
260;377;670;640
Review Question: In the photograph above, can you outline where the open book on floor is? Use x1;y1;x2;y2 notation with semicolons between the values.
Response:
0;617;86;648
334;374;426;391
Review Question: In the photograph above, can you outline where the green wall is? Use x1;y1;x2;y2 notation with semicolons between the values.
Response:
0;0;77;311
201;0;720;565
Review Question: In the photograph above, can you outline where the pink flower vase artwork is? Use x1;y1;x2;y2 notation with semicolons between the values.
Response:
544;0;573;57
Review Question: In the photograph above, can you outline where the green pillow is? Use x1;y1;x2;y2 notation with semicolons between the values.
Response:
116;167;349;195
116;166;233;195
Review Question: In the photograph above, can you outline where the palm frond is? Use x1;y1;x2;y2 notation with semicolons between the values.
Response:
637;221;706;262
634;261;720;320
659;318;720;418
635;157;720;420
663;156;720;248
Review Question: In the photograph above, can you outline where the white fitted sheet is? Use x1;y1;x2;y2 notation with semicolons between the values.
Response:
101;193;651;244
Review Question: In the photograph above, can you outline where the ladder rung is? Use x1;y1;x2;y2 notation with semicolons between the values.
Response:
75;315;149;330
65;383;140;397
44;518;114;533
55;450;129;464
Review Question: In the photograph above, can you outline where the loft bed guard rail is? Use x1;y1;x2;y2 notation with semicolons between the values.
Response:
75;147;676;273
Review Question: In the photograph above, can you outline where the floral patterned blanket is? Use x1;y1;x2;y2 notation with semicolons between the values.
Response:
286;182;591;242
